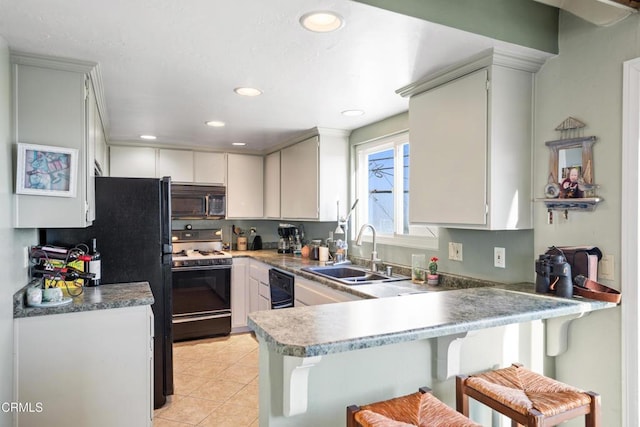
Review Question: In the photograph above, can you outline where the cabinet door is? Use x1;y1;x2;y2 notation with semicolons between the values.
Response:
13;60;92;228
409;69;488;225
281;136;319;219
194;152;226;184
231;258;248;329
264;151;281;218
109;146;157;178
227;154;264;218
14;306;153;426
248;276;260;314
157;149;194;182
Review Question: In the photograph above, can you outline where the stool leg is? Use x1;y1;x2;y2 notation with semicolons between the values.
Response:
456;375;470;416
585;391;601;427
346;405;360;427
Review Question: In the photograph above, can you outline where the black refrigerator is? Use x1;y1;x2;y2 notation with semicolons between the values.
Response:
40;176;173;409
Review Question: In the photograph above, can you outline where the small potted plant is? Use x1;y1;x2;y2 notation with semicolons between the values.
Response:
427;256;439;285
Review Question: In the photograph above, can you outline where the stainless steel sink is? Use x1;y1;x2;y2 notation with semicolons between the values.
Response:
301;265;408;286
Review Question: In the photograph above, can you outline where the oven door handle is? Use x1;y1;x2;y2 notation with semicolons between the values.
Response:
172;265;232;272
172;313;231;324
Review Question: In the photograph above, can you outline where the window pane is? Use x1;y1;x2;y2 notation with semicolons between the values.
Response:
368;148;394;234
403;143;409;234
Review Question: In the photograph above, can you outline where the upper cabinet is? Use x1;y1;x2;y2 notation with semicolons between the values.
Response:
157;149;193;182
264;151;280;219
280;128;349;221
399;48;545;230
194;152;226;185
227;153;263;218
12;51;107;228
109;146;157;178
109;147;226;184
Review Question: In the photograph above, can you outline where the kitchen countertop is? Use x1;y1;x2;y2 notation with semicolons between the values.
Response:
230;249;495;299
14;280;154;319
248;283;617;358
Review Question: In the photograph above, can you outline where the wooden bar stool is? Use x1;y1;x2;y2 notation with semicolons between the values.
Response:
347;386;481;427
456;363;601;427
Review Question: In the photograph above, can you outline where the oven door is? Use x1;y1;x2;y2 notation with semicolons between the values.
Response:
172;265;231;341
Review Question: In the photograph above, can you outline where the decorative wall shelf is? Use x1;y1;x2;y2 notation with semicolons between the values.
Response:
539;197;603;212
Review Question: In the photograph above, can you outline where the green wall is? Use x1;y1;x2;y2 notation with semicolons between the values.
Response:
352;0;559;54
532;11;638;426
0;36;39;425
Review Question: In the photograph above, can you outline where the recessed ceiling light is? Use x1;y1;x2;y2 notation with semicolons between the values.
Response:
232;142;246;146
140;135;157;140
300;11;344;33
205;120;226;127
341;109;364;117
234;87;262;97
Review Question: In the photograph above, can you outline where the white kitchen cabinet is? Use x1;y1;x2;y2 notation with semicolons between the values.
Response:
14;305;153;427
280;128;349;221
264;151;281;218
231;257;248;330
93;98;109;176
109;146;157;178
157;148;194;182
248;260;271;313
227;153;264;218
194;151;226;184
294;275;360;306
401;49;542;230
12;52;106;228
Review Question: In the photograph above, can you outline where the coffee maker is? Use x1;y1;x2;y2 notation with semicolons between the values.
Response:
277;224;299;254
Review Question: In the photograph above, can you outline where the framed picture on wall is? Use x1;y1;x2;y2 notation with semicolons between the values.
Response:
16;143;78;197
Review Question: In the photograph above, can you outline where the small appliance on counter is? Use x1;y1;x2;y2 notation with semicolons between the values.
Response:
277;224;299;254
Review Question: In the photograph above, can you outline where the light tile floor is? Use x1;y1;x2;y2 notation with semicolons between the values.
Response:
153;333;259;426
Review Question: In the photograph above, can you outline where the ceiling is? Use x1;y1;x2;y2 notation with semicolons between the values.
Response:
0;0;553;153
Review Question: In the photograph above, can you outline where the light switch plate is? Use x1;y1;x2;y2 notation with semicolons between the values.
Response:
449;242;463;261
494;247;506;268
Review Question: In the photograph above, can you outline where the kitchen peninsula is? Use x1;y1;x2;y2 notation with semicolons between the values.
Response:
248;284;616;426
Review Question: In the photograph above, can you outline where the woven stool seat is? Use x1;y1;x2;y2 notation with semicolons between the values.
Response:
347;387;481;427
456;363;601;427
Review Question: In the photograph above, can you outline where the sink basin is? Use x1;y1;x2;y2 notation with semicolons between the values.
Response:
301;265;408;286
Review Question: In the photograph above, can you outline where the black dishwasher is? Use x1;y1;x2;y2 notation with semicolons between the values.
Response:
268;269;295;309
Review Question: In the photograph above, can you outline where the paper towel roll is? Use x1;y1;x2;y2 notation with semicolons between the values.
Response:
319;246;329;262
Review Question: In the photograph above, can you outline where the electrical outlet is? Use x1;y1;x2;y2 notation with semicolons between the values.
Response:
600;254;614;280
449;242;463;261
494;247;506;268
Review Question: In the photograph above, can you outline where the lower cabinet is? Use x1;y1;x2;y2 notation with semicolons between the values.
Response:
294;276;360;306
248;260;271;313
231;258;248;330
14;305;153;427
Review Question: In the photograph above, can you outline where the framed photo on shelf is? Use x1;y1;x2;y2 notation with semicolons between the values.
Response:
16;143;78;197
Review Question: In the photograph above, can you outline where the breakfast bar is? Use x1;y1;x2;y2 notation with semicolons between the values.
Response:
248;284;616;426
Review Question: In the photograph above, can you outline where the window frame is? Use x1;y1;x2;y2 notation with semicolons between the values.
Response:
354;131;438;250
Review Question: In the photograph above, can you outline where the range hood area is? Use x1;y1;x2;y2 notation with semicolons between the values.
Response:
534;0;638;26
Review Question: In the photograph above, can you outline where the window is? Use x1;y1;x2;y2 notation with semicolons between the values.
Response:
354;132;437;248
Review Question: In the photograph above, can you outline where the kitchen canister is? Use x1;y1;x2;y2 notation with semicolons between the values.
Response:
237;236;248;251
319;246;329;262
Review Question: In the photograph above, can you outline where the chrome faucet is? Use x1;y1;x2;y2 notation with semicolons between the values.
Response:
355;223;381;272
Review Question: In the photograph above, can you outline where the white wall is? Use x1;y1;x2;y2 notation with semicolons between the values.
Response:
0;36;38;423
533;12;639;427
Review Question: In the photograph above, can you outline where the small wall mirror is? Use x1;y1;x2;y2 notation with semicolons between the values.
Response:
545;135;597;198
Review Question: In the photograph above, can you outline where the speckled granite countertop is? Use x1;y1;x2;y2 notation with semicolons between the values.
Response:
14;281;154;319
248;284;617;357
230;249;494;299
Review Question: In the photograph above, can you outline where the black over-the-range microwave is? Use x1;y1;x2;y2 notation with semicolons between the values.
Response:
171;184;226;219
